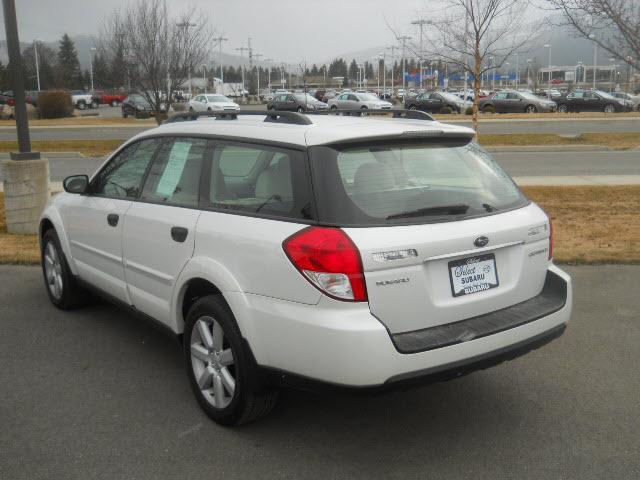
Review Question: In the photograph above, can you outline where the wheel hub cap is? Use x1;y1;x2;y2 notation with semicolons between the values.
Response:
43;242;63;300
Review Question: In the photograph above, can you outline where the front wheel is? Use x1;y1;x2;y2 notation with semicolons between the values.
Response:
330;105;337;110
90;101;98;109
41;229;90;310
297;106;304;112
408;105;417;110
525;105;537;113
557;104;569;113
184;295;278;425
77;101;86;110
604;104;615;113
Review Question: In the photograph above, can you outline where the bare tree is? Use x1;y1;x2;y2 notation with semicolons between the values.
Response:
98;0;212;124
547;0;639;71
409;0;541;132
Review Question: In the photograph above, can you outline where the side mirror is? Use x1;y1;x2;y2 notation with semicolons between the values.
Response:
63;175;89;194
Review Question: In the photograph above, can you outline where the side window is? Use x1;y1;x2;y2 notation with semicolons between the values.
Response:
507;93;520;100
495;92;508;100
348;94;358;101
91;138;161;199
207;143;311;220
286;95;295;102
140;138;208;207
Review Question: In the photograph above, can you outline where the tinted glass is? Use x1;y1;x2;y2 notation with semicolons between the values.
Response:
92;139;161;198
309;141;527;226
140;138;207;207
207;144;312;220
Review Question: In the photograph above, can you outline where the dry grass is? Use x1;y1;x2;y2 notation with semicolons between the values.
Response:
433;111;640;120
522;185;640;264
0;193;41;264
478;132;640;149
0;117;156;126
1;187;638;265
0;140;122;156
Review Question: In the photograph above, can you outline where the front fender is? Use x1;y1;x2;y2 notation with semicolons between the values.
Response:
40;200;77;275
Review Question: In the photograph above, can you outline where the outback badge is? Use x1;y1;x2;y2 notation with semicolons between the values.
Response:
474;236;489;248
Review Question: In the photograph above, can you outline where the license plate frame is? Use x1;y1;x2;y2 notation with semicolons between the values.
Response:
448;253;499;297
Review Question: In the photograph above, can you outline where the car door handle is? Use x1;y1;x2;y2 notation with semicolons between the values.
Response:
107;213;119;227
171;226;188;243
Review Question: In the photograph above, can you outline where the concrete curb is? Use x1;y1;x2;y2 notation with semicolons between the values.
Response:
486;145;612;153
0;152;87;159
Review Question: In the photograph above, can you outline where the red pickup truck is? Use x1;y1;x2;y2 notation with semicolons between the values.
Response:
92;91;128;107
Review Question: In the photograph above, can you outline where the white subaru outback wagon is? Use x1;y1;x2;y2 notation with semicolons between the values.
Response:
40;109;572;425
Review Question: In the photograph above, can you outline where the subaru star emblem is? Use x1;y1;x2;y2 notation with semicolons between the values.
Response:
474;236;489;248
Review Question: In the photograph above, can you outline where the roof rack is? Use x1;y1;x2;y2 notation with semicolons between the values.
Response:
308;109;435;121
164;109;312;125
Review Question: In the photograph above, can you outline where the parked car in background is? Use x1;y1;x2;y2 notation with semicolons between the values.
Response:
328;92;392;110
0;93;16;106
479;90;557;113
555;90;632;113
187;94;240;113
92;90;128;107
267;92;328;112
121;93;167;118
537;88;562;99
405;91;470;114
321;89;339;103
314;89;326;101
611;92;640;111
70;90;97;110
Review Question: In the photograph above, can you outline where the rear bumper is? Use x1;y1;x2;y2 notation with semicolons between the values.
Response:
230;264;572;388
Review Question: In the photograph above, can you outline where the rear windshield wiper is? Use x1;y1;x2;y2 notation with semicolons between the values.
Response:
386;204;470;220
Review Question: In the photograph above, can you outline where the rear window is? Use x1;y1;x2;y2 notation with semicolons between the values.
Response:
309;140;528;226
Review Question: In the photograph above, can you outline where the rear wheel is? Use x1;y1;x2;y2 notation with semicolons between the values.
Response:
330;105;337;110
297;106;304;112
604;104;615;113
184;295;278;425
408;105;417;110
41;229;90;310
77;101;86;110
557;104;569;113
525;104;537;113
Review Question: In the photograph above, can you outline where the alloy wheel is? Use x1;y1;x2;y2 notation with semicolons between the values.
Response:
190;316;236;409
43;242;63;300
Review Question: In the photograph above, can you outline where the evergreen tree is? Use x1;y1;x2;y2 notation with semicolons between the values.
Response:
22;42;57;90
0;62;8;92
57;34;82;88
108;43;128;91
92;52;110;90
348;59;358;82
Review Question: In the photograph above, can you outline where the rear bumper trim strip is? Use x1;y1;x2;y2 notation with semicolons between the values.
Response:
391;269;568;354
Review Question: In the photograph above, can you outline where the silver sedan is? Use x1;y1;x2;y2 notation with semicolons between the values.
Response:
328;92;392;110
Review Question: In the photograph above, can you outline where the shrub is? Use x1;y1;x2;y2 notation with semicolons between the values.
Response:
482;105;496;114
37;90;73;119
465;106;474;115
439;106;453;114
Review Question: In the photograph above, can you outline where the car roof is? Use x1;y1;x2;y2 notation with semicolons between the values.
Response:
128;114;475;148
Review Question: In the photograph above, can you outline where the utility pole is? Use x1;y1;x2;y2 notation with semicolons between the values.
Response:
213;35;228;89
33;40;41;91
89;47;96;92
544;43;552;98
2;0;48;235
411;20;428;89
177;21;197;97
264;58;274;92
398;36;412;93
589;34;597;89
236;45;249;97
253;53;263;98
386;45;397;92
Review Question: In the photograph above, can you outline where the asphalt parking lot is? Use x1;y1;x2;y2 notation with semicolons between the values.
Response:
0;264;638;479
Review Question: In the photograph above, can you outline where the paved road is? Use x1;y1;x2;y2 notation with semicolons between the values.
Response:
0;265;638;479
2;149;637;183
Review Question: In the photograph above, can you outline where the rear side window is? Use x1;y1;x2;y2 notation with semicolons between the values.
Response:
309;141;528;226
140;138;208;207
205;143;313;220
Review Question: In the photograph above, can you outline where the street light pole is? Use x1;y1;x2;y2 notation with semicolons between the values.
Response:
213;35;228;90
89;46;96;92
254;53;263;99
544;43;552;99
398;35;412;93
411;20;428;90
177;21;197;97
33;40;41;91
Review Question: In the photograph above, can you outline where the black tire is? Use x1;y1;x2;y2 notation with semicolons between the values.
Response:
77;101;86;110
189;106;194;112
184;295;278;425
41;229;90;310
525;104;537;113
557;104;569;113
90;101;98;109
111;100;119;107
360;105;368;109
604;104;615;113
297;106;304;112
330;105;337;110
482;104;495;113
408;105;417;110
122;109;128;119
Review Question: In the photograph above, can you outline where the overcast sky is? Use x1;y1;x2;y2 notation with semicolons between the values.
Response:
2;0;432;62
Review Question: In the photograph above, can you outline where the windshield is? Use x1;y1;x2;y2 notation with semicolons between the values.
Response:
309;141;527;226
519;92;540;100
597;90;616;100
206;94;231;102
294;93;317;102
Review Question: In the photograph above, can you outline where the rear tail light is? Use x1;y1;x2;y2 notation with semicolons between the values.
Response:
283;226;368;302
548;219;554;260
8;98;15;106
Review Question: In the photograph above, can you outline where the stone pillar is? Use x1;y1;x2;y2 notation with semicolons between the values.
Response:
1;154;50;234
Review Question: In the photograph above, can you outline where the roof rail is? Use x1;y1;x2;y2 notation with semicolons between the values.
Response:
308;109;435;121
163;109;312;126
